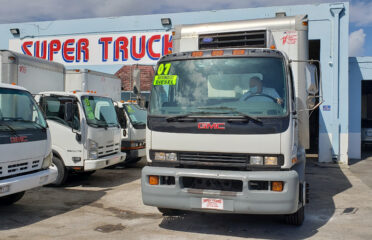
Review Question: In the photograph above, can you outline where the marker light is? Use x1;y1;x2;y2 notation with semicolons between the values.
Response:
302;21;308;26
232;49;245;55
149;176;159;185
292;157;298;164
191;51;203;57
211;50;224;56
271;181;284;192
11;82;16;85
270;45;276;49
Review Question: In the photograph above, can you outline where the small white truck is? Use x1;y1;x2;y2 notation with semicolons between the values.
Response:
0;51;125;185
66;69;146;164
0;81;57;205
142;15;319;225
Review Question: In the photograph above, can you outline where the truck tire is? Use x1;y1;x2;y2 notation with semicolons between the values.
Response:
285;206;305;226
157;208;180;216
50;156;68;186
0;191;25;205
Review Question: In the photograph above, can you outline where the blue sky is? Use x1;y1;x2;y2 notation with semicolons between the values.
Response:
0;0;370;56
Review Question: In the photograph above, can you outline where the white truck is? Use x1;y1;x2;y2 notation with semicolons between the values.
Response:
0;81;57;205
141;15;319;225
0;51;126;185
65;69;146;165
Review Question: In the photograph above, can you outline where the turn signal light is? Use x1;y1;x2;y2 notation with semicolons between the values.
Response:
149;175;159;185
271;181;284;192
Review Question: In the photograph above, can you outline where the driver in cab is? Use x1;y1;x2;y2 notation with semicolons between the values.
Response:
240;76;283;105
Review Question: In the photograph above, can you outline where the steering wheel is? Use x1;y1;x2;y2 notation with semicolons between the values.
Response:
243;93;278;103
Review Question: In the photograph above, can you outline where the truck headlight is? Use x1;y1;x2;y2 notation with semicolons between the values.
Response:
42;152;53;169
154;152;177;161
250;156;263;165
88;139;99;160
264;156;278;165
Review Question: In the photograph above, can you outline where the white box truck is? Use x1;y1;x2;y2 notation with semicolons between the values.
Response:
141;15;319;225
0;51;126;185
0;81;58;204
66;69;146;165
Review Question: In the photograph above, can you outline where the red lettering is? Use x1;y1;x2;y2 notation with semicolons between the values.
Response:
198;122;225;130
34;40;47;59
147;35;161;60
99;37;112;62
114;37;129;61
131;36;146;60
62;39;75;62
48;39;61;61
22;41;33;56
10;136;28;143
162;34;173;55
76;38;89;62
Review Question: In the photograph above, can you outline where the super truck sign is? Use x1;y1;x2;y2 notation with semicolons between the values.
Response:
9;32;172;66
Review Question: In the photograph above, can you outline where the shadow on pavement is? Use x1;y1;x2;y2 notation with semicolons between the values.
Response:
159;158;352;239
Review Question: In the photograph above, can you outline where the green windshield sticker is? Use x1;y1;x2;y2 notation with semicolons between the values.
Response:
157;63;171;75
153;75;177;85
83;98;95;120
126;105;135;113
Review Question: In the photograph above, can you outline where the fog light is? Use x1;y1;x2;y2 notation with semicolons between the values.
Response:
271;181;284;192
250;156;263;165
149;175;159;185
264;156;278;165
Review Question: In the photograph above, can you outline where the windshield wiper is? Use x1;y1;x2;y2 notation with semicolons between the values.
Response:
166;111;228;122
11;119;47;130
197;106;262;123
0;121;17;135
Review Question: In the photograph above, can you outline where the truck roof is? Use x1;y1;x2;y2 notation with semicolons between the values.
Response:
0;82;28;91
0;50;65;73
38;91;113;99
66;69;120;79
159;48;285;62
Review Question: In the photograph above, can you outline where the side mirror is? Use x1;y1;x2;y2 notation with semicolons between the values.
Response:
305;63;319;96
64;102;73;122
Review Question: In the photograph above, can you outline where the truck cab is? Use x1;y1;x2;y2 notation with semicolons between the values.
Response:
0;83;57;204
115;101;146;164
36;91;126;185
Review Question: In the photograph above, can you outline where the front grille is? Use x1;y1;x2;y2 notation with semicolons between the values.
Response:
199;30;266;50
97;142;120;158
0;159;41;178
179;152;248;169
181;177;243;192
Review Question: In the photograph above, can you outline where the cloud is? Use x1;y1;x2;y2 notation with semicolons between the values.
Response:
0;0;341;24
349;29;366;56
350;1;372;26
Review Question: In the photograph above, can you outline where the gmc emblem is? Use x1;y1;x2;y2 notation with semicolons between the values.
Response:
10;136;28;143
198;122;225;130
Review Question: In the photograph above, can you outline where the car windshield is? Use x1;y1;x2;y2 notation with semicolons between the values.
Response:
81;95;119;128
149;57;288;118
124;104;147;125
0;87;47;131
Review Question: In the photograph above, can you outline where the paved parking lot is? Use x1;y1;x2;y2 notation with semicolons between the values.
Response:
1;158;372;240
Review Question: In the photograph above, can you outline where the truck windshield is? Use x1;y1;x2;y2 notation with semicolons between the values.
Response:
124;104;147;127
81;96;119;128
0;87;47;131
149;57;288;118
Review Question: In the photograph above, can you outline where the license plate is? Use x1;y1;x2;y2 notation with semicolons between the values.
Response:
0;185;10;194
201;198;224;210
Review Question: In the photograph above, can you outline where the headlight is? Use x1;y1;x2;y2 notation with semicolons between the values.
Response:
250;156;263;165
154;152;177;161
264;156;278;165
42;151;53;169
88;139;99;159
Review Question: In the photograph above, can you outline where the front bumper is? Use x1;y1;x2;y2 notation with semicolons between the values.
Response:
141;166;299;215
84;152;126;171
124;148;146;160
0;165;58;197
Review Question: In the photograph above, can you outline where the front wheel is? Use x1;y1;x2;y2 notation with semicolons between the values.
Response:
0;191;25;205
285;206;305;226
49;156;68;186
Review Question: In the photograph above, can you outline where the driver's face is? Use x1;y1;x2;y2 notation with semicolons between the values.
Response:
249;78;262;93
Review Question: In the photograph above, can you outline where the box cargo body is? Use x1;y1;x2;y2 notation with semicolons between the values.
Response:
65;69;121;102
